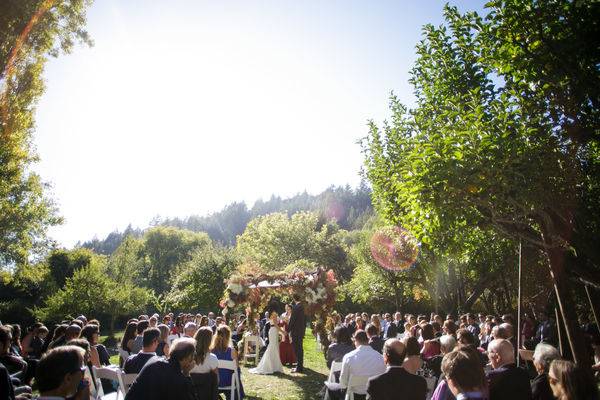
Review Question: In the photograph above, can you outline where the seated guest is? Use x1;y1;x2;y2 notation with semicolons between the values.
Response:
130;320;150;354
191;327;219;400
125;338;197;400
441;346;487;399
420;324;440;360
86;320;110;365
36;345;90;400
79;325;101;368
531;343;560;400
331;330;385;400
402;336;422;375
548;359;599;400
367;338;427;400
456;329;487;367
50;325;81;350
121;321;138;354
211;325;244;399
326;326;354;369
156;324;171;357
124;328;160;374
486;339;532;400
21;323;43;358
367;324;384;354
0;326;27;378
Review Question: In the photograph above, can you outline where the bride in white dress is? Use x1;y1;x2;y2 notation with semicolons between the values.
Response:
249;311;285;374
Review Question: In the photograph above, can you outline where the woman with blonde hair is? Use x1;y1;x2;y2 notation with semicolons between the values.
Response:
156;324;170;357
211;325;244;399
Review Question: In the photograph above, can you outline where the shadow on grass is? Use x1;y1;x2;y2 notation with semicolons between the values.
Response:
272;368;327;400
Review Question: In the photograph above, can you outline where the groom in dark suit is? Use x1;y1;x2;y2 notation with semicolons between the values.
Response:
288;293;306;373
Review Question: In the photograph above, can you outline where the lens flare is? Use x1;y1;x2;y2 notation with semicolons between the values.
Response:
370;226;419;271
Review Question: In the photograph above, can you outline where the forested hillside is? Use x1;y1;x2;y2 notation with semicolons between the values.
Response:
80;184;374;254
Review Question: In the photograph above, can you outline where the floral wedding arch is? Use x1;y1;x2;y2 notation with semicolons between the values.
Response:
220;266;338;351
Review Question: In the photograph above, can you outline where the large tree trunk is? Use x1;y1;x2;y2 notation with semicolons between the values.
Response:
544;242;591;369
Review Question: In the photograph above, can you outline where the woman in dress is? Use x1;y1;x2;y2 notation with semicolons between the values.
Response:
279;305;296;366
250;311;284;375
191;326;219;400
211;324;244;400
156;324;171;357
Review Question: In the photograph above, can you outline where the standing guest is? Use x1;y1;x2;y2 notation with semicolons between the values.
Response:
443;320;458;337
259;312;269;341
184;322;198;339
36;345;90;400
367;324;385;354
333;330;385;400
130;320;150;354
531;343;560;400
466;315;480;341
326;326;354;369
367;339;427;400
211;325;245;399
208;312;216;328
149;316;158;328
394;312;405;335
535;312;556;346
380;314;389;336
548;359;599;400
279;304;296;366
191;327;219;400
440;346;487;400
156;324;171;357
420;324;441;360
125;338;197;400
384;314;398;339
124;328;160;374
479;321;495;350
486;339;532;400
289;293;306;374
402;336;422;375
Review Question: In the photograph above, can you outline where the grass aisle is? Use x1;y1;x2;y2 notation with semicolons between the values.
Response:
240;329;327;400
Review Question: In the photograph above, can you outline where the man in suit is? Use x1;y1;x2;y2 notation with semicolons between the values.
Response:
125;338;196;400
486;339;532;400
367;338;427;400
384;314;398;339
124;328;160;374
367;324;384;354
288;293;306;373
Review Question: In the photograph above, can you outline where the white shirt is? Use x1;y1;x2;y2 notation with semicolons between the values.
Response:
339;345;386;394
190;352;219;374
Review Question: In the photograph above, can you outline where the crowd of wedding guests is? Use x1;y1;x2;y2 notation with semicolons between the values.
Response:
0;309;302;400
322;311;600;400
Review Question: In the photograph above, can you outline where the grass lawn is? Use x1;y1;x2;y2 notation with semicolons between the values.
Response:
239;330;328;400
102;328;328;399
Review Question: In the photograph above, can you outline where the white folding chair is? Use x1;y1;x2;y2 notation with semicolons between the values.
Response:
242;335;260;365
120;371;137;394
218;359;241;400
324;361;344;400
345;374;370;400
92;365;123;400
117;348;130;365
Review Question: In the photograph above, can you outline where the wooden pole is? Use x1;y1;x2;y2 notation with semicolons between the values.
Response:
585;285;600;334
517;240;522;367
555;307;563;357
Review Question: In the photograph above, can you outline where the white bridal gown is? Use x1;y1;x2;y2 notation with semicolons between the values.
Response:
249;324;283;374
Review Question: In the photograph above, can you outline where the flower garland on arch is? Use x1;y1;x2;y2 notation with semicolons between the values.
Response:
220;266;338;352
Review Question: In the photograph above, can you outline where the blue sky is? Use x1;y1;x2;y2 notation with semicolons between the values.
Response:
33;0;487;246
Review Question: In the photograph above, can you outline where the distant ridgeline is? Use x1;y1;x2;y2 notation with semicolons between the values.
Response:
80;184;374;254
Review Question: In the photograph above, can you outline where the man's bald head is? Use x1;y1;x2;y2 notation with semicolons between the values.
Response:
488;339;514;369
383;338;406;366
